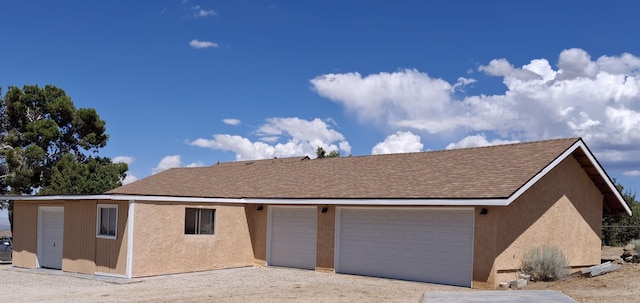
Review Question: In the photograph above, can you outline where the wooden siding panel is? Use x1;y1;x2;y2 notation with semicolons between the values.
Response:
95;201;128;275
62;200;96;274
12;203;38;268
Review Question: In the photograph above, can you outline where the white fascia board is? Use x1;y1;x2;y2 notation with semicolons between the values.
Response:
505;140;631;216
0;194;245;204
244;198;509;206
0;194;509;206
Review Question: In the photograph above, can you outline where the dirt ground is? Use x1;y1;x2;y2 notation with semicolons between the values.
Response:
526;262;640;303
1;262;638;303
1;232;638;303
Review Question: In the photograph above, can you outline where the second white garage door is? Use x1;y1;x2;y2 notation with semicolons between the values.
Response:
336;207;474;287
268;206;317;270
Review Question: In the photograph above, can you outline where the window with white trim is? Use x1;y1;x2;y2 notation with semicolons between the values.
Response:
185;208;215;235
97;204;118;238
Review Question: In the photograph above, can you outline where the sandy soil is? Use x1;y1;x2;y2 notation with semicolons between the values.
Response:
0;265;468;303
526;262;640;303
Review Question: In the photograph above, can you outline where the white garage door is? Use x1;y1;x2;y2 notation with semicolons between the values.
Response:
38;207;64;269
336;208;473;287
268;206;317;270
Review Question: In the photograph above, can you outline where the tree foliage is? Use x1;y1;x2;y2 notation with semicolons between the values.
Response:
39;154;128;195
602;181;640;246
316;146;340;159
0;85;127;231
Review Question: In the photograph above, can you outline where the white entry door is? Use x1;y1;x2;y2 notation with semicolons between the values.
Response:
268;206;317;270
335;207;474;287
38;207;64;269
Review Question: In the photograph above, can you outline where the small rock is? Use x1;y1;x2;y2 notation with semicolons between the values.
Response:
498;282;510;289
624;256;634;262
519;273;531;281
622;249;637;257
510;278;527;289
623;244;636;251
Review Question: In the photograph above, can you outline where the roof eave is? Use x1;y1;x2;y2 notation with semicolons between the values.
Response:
506;139;631;216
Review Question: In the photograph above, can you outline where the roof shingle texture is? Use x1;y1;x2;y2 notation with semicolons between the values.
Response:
108;138;580;199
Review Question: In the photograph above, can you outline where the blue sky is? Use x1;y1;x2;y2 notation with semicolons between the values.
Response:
2;1;640;226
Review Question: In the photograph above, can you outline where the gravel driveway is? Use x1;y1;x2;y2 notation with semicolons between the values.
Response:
0;264;466;302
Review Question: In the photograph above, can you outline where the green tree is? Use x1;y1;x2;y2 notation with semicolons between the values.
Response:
602;180;640;246
0;85;127;231
316;146;340;159
39;154;127;195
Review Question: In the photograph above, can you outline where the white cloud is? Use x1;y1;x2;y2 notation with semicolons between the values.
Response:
556;48;598;80
190;117;351;161
194;9;216;18
446;134;520;150
311;48;640;169
623;170;640;177
187;161;205;168
189;4;216;18
451;77;477;92
311;69;454;132
222;118;241;126
153;155;182;174
371;131;423;155
122;174;138;185
113;156;134;165
189;39;218;49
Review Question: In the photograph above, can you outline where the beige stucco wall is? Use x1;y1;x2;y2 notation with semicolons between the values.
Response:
131;202;254;277
315;205;335;271
473;155;603;288
244;205;268;266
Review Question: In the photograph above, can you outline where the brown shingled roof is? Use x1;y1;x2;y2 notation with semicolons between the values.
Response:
108;137;582;200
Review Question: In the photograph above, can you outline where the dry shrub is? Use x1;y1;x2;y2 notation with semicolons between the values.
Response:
521;246;569;281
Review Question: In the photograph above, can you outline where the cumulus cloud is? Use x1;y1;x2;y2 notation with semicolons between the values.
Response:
371;131;423;155
189;39;218;49
446;134;520;150
122;174;138;185
187;161;205;167
311;48;640;170
624;170;640;177
152;155;204;174
113;156;134;165
152;155;182;174
190;117;351;161
222;118;241;126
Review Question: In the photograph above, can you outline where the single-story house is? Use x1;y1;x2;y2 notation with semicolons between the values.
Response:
7;137;631;288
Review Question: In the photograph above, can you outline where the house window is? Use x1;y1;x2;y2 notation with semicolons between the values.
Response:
185;208;215;235
97;204;118;239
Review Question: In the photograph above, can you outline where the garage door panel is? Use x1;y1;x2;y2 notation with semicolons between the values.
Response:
269;207;317;270
336;208;473;287
39;207;64;269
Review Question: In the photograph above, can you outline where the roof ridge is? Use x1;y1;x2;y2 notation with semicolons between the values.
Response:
204;137;583;166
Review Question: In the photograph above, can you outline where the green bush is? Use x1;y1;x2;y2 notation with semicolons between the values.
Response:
521;246;569;281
